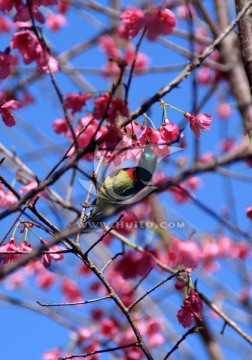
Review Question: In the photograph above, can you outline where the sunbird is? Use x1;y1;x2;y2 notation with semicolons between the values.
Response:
87;145;157;220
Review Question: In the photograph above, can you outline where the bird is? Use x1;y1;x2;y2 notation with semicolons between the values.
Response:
86;145;157;221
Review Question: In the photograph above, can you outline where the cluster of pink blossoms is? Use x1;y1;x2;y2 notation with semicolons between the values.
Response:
115;249;155;279
0;237;32;264
118;5;177;41
0;0;58;22
0;181;46;209
177;289;203;328
10;29;59;72
165;235;250;272
0;236;65;268
98;34;149;77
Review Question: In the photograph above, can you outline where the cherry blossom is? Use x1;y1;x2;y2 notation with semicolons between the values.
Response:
42;347;61;360
0;15;13;32
46;12;67;31
139;125;161;145
168;238;201;269
40;241;65;267
11;30;40;64
246;205;252;220
0;99;22;126
216;101;233;119
64;92;91;115
125;44;149;73
0;184;18;207
115;250;154;279
184;112;212;137
4;270;26;289
19;240;32;254
20;181;45;203
177;290;203;328
0;0;23;14
13;4;45;23
0;237;19;264
117;7;145;39
93;93;129;122
169;184;191;203
0;50;13;79
52;118;69;134
98;35;121;58
159;120;180;143
100;317;120;337
61;278;83;302
176;3;196;19
35;269;56;288
219;138;234;152
143;7;177;41
118;6;176;41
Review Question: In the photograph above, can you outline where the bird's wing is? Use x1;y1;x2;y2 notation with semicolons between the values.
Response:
98;167;137;201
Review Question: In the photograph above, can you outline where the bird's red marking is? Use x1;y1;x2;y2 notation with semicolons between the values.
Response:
125;168;137;182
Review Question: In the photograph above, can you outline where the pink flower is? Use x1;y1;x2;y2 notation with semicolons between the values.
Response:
199;152;214;163
246;205;252;220
52;118;69;134
169;184;191;203
0;15;12;32
19;181;44;203
216;101;232;119
41;241;65;267
144;7;177;41
234;242;250;259
145;316;164;347
61;278;83;302
0;0;23;13
115;250;154;279
19;241;32;254
98;35;121;58
117;7;145;39
75;327;95;344
11;30;40;64
177;290;203;328
64;92;91;115
46;12;66;31
0;99;22;126
125;44;149;73
20;91;33;106
35;269;56;288
0;185;18;207
159;120;180;142
185;112;212;137
201;237;220;271
219;138;234;152
13;4;45;23
42;348;61;360
0;237;19;264
100;317;120;337
93;93;129;122
168;238;201;269
58;0;69;14
186;176;202;191
4;270;25;289
139;125;161;145
176;4;196;19
37;54;59;73
101;60;121;78
197;67;214;85
118;6;176;41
